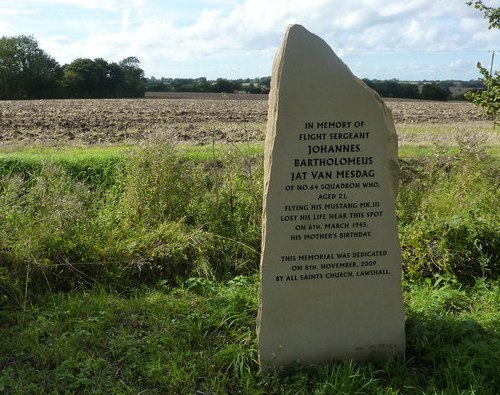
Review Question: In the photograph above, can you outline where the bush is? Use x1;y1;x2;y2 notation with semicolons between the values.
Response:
398;141;499;283
465;63;500;124
1;139;498;305
0;144;263;304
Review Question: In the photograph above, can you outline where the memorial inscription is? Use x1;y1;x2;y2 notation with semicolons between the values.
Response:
257;24;406;372
282;120;378;244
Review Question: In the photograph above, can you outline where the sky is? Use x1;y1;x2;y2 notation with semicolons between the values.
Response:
1;0;500;81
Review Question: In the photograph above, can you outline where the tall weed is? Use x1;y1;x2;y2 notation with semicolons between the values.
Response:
0;143;263;303
188;146;263;273
1;137;498;303
399;137;499;283
0;164;99;302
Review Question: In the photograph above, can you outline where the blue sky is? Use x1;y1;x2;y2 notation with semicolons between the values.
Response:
1;0;500;80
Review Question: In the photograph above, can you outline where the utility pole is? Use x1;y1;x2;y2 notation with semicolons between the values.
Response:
490;50;496;76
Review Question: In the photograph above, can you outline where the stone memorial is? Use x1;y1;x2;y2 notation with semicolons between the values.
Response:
257;24;406;372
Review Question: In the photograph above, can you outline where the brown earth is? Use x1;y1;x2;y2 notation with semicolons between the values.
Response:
0;93;491;146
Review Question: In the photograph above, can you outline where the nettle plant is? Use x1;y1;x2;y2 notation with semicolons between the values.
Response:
466;1;500;124
465;63;500;125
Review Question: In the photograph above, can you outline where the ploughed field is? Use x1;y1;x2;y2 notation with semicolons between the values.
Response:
0;93;494;147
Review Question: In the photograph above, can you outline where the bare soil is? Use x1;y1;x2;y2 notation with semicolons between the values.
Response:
0;94;491;146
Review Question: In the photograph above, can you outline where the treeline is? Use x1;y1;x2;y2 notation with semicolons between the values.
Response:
363;79;484;101
146;76;271;94
146;76;483;101
0;35;146;100
1;35;485;101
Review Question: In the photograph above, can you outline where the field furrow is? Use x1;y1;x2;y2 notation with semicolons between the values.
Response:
0;94;494;147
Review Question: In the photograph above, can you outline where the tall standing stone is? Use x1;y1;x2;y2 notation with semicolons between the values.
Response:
257;24;405;372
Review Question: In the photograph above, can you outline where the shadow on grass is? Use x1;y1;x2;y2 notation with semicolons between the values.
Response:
1;281;498;394
403;308;500;393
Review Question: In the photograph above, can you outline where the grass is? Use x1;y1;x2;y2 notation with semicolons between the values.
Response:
0;142;265;303
1;276;498;394
0;145;131;189
178;142;263;161
1;142;488;163
0;124;499;393
398;122;499;160
397;122;498;145
1;122;498;171
0;133;497;289
0;143;263;179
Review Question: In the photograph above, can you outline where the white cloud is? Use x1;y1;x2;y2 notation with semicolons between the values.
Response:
22;0;144;11
449;59;474;70
0;7;36;16
0;21;15;36
5;0;500;79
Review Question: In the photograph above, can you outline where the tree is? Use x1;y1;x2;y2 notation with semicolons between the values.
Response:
213;78;241;93
362;79;421;99
465;63;500;123
0;34;146;99
62;57;145;98
119;56;146;97
259;76;271;93
62;58;110;98
467;1;500;29
0;35;61;99
194;77;210;92
465;1;500;123
421;83;450;101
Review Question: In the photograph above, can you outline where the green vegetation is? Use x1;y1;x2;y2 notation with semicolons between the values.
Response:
468;1;500;29
0;33;484;101
466;62;500;124
363;79;459;101
1;4;498;390
146;76;271;94
62;56;146;99
0;137;498;393
398;151;499;283
0;35;61;100
149;76;482;100
0;140;498;294
0;276;498;394
0;146;130;189
0;143;264;300
466;1;500;123
0;35;146;99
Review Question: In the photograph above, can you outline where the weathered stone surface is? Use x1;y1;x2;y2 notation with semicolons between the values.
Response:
257;24;405;372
